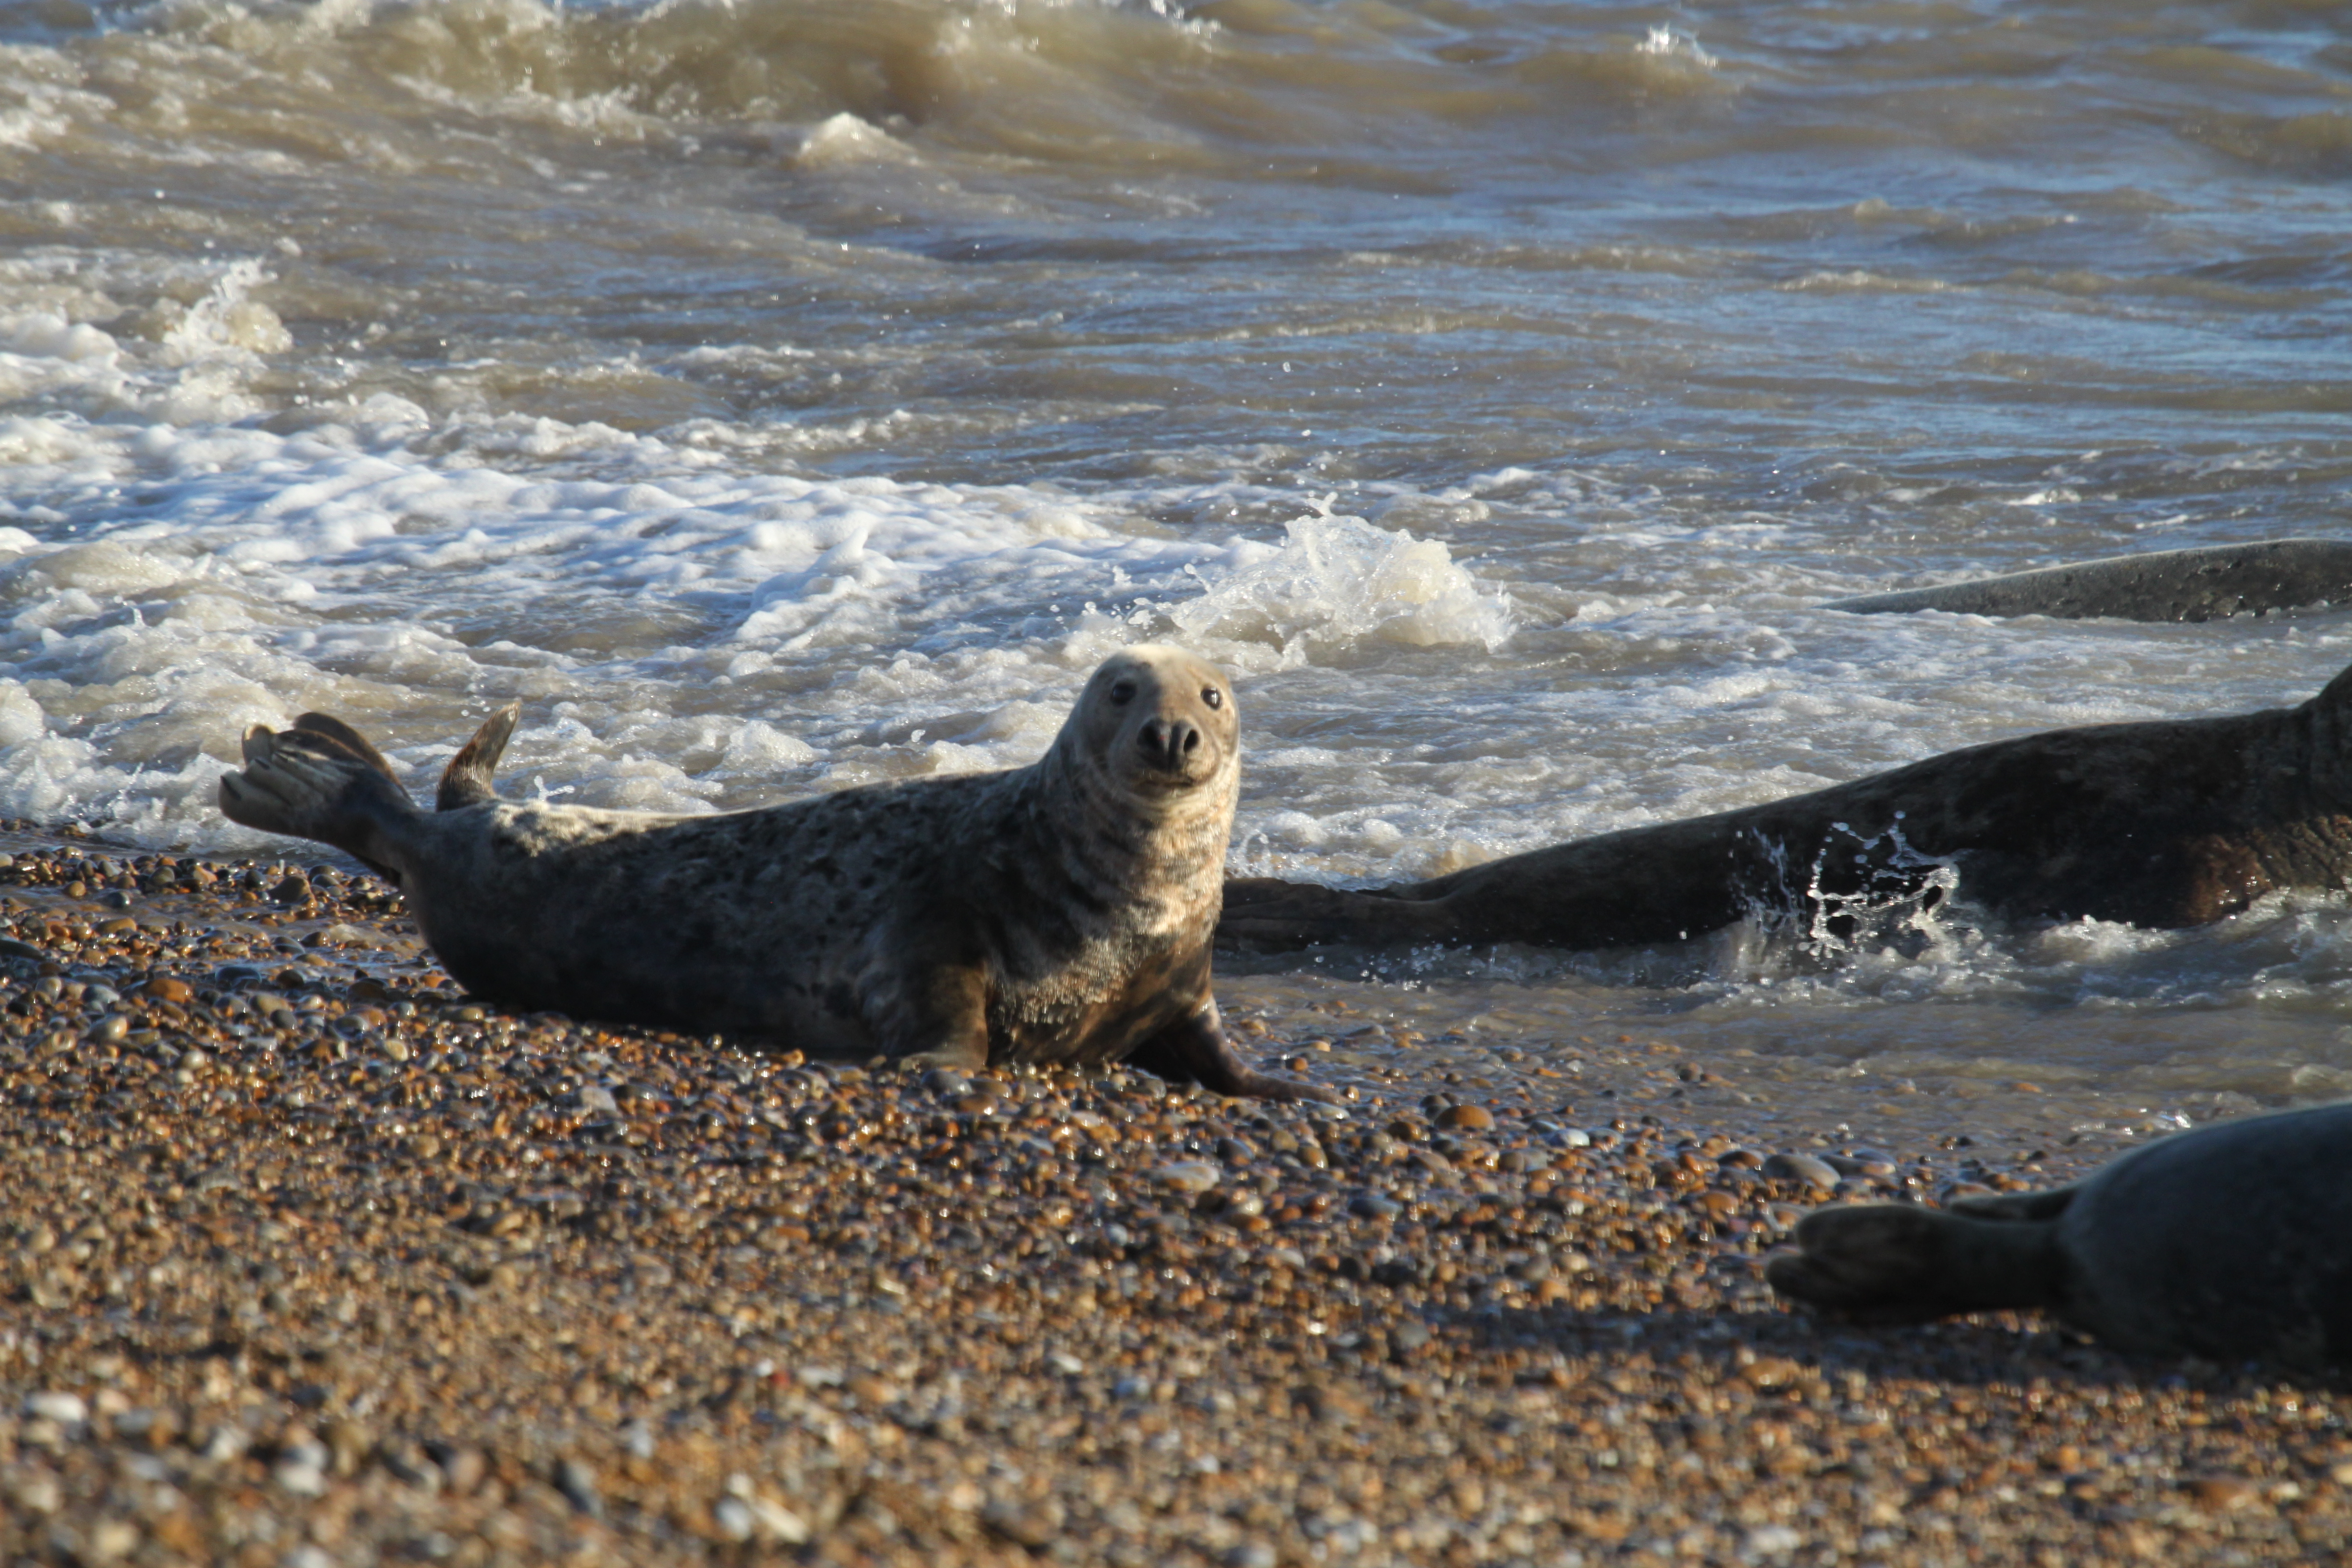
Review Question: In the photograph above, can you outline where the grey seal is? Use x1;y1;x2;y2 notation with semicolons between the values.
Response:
1826;538;2352;622
1220;657;2352;952
1765;1103;2352;1371
218;646;1328;1100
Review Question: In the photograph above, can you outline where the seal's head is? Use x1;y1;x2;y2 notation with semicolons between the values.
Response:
1060;645;1239;813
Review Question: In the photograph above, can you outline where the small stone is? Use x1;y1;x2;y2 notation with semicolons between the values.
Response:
1295;1380;1372;1423
326;1420;371;1476
981;1498;1063;1549
438;1446;486;1496
140;976;194;1005
85;1518;139;1562
1435;1102;1494;1131
87;1014;129;1043
1762;1152;1841;1191
576;1084;619;1114
275;1458;327;1496
24;1390;87;1424
1152;1160;1221;1194
554;1457;603;1517
1739;1356;1804;1391
920;1067;974;1097
274;1433;330;1497
1225;1545;1278;1568
713;1495;756;1543
1390;1321;1432;1356
1346;1191;1402;1221
2184;1475;2260;1510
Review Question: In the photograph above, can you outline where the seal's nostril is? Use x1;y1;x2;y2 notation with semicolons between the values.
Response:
1138;718;1201;769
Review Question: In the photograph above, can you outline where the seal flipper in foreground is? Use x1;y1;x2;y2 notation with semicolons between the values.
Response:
1765;1192;2071;1325
1768;1102;2352;1370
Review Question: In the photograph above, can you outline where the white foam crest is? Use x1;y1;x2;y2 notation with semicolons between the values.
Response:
0;408;1511;844
0;257;287;427
1164;504;1513;671
1635;25;1717;70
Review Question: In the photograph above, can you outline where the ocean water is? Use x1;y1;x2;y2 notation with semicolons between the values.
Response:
2;0;2349;1125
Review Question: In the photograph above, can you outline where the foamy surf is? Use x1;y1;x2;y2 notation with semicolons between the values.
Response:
0;400;1514;851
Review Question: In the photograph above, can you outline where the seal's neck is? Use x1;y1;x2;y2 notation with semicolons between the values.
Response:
1024;735;1236;930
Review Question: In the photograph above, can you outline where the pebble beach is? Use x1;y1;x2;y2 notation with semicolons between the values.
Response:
2;831;2348;1568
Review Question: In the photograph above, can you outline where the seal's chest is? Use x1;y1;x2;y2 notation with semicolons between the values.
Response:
988;924;1205;1061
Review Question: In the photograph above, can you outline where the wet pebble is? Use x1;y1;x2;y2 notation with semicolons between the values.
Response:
1151;1160;1222;1194
1762;1151;1841;1191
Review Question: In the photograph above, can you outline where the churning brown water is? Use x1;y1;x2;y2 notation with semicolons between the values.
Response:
1;0;2349;1128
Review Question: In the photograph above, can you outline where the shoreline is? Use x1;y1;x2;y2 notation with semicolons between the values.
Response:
0;833;2345;1565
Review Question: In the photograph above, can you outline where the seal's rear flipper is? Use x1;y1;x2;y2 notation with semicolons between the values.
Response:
219;722;417;881
1766;1202;2064;1324
438;702;522;811
289;713;403;787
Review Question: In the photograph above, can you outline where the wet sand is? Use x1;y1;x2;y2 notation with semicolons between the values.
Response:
2;832;2348;1567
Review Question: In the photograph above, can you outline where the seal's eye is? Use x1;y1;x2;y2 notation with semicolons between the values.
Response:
1109;680;1136;705
1201;686;1223;709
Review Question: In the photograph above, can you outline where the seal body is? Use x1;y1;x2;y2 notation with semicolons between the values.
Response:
1765;1103;2352;1371
219;647;1326;1100
1221;658;2352;952
1826;538;2352;622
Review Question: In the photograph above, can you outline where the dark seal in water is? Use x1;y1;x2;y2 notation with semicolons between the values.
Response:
1826;538;2352;622
1765;1102;2352;1372
220;646;1327;1100
1221;659;2352;953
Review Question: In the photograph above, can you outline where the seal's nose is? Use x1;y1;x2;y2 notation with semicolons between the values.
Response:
1139;717;1203;772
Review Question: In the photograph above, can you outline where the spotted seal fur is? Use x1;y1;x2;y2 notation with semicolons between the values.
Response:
219;646;1327;1100
1766;1102;2352;1371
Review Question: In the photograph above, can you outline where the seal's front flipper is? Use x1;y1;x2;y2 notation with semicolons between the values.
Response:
219;721;417;881
1129;1005;1339;1103
438;702;523;810
869;949;991;1072
1766;1202;2064;1324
